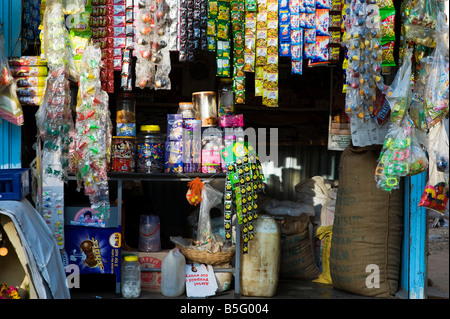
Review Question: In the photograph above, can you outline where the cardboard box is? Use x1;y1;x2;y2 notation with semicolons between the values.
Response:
64;226;121;275
127;250;170;292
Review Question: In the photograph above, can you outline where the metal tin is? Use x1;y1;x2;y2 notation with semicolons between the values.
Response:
112;136;136;172
192;91;218;127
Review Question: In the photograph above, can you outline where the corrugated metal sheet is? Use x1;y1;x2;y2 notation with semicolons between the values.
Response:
261;145;340;201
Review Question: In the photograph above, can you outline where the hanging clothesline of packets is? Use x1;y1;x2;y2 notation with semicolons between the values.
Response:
221;142;265;254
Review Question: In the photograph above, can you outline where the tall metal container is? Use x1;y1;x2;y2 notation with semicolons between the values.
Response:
192;91;218;127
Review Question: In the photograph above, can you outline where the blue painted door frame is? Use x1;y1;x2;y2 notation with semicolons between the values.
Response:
0;0;22;169
401;172;428;299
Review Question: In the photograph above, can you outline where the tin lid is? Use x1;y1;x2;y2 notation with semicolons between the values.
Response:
113;136;136;139
179;102;194;108
140;125;160;132
124;255;139;262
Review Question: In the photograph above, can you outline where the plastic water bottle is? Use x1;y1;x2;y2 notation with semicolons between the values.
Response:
121;255;141;298
161;248;186;297
138;215;161;252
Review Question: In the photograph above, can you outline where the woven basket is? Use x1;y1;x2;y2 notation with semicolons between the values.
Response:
176;244;235;265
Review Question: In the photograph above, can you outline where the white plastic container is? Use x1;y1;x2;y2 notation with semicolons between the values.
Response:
241;216;281;297
161;248;186;297
121;255;141;298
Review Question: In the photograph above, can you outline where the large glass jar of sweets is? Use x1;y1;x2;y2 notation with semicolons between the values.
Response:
177;102;197;119
121;255;141;298
116;93;136;137
135;125;164;173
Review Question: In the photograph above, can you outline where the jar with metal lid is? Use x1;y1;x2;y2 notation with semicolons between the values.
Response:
135;125;164;173
112;136;136;172
177;102;197;119
218;78;234;116
121;255;141;298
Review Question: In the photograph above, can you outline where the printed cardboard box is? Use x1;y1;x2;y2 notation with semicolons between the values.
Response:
64;225;121;275
127;250;170;292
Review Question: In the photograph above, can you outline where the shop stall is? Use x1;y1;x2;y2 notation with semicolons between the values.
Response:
0;0;448;300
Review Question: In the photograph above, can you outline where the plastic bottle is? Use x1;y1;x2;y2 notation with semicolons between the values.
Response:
121;255;141;298
116;93;136;137
161;248;186;297
138;215;161;252
135;125;164;173
177;102;197;119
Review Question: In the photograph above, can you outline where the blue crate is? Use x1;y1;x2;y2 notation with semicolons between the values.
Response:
0;168;31;200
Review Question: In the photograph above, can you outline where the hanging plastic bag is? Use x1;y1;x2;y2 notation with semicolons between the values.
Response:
422;14;449;128
404;0;438;48
376;117;413;191
385;49;413;125
419;121;449;214
0;25;13;94
196;184;223;245
186;177;204;206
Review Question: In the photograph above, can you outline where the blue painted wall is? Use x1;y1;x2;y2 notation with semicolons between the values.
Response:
0;0;22;168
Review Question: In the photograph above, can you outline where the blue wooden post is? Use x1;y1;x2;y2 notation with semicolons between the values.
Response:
0;0;22;169
401;172;428;299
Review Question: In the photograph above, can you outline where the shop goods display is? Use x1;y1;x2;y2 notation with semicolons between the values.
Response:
330;144;403;297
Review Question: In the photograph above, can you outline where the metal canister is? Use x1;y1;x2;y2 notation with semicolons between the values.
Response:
192;91;218;127
112;136;136;172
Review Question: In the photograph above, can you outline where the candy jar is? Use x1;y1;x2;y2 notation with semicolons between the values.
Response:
218;78;234;116
121;255;141;298
116;93;136;136
135;125;164;173
177;102;197;119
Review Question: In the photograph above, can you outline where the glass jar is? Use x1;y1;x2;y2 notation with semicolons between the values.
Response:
112;136;136;172
121;255;141;298
201;131;223;173
116;93;136;137
177;102;197;119
135;125;164;173
218;78;234;116
222;135;235;172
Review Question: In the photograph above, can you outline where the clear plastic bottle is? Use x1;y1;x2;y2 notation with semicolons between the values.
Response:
138;214;161;252
121;255;141;298
116;93;136;136
135;125;164;173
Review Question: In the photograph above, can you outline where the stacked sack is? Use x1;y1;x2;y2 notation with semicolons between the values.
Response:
9;56;47;107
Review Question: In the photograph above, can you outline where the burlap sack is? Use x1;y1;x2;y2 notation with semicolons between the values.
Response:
279;214;320;280
329;144;403;297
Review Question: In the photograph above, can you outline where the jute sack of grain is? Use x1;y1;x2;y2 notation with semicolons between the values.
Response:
329;144;403;297
279;214;320;280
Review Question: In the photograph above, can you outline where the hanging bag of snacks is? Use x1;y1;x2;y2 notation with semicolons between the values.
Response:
419;121;449;214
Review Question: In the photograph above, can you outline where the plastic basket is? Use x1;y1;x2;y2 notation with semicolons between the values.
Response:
0;168;31;200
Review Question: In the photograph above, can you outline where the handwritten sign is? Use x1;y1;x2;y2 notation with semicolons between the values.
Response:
185;263;218;297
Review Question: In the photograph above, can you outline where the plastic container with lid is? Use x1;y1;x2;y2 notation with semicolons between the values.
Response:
138;214;161;252
121;255;141;298
116;93;136;137
135;125;164;173
177;102;197;119
161;248;186;297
